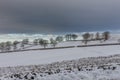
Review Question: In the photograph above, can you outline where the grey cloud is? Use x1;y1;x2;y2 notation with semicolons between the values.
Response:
0;0;120;33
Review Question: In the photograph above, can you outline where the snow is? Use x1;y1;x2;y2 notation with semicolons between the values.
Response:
0;32;119;43
1;33;120;67
0;33;120;79
0;45;120;67
24;33;120;49
0;34;60;42
0;54;120;80
36;68;120;80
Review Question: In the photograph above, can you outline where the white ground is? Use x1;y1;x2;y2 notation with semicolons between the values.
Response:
0;34;120;79
0;45;120;67
36;65;120;80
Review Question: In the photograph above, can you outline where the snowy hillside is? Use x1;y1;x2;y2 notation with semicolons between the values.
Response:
0;45;120;67
0;34;59;42
0;32;119;42
0;54;120;80
0;33;119;79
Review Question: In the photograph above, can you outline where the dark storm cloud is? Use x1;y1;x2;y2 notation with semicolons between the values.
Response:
0;0;120;33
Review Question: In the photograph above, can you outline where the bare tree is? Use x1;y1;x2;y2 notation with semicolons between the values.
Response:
43;40;48;48
39;39;44;46
33;39;39;45
5;41;12;51
13;41;19;50
82;33;90;44
39;39;48;48
65;34;72;41
0;42;5;52
71;34;78;40
20;39;29;49
102;31;110;41
22;39;29;45
95;32;100;40
56;36;63;42
50;38;57;48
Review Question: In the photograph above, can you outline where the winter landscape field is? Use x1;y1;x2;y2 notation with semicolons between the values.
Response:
1;0;120;79
0;32;119;80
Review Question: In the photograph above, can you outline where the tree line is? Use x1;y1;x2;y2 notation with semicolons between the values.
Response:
0;31;110;52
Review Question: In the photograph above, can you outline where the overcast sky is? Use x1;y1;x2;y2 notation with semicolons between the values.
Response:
0;0;120;33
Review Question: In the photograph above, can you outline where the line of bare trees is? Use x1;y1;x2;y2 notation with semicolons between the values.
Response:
82;31;110;44
0;32;110;52
65;34;78;41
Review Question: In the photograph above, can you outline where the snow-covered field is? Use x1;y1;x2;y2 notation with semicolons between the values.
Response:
0;33;120;80
0;54;120;80
0;45;120;67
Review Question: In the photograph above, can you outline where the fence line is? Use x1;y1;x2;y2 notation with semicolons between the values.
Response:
0;43;120;54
